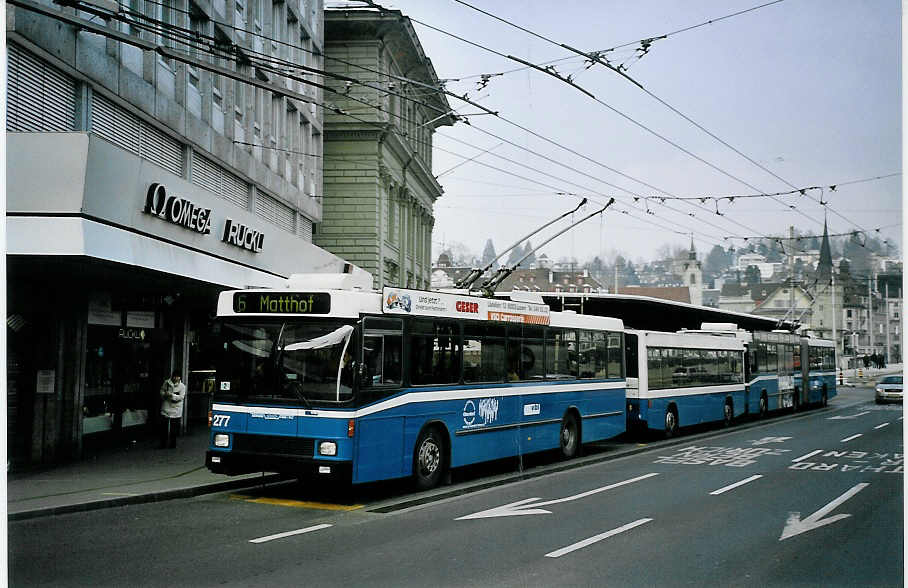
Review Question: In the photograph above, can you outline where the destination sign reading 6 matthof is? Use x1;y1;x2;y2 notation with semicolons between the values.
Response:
233;292;331;314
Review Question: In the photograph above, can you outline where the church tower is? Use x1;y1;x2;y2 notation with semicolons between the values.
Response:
673;237;703;306
810;219;842;364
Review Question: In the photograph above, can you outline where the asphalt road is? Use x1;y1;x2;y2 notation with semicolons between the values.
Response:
10;385;903;587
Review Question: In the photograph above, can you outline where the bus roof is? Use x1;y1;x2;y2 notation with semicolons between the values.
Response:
216;275;625;330
628;328;745;351
550;310;623;331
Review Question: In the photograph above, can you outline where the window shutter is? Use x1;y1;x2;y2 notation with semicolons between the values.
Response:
91;94;140;155
7;44;76;132
254;191;295;232
140;122;183;176
297;215;313;242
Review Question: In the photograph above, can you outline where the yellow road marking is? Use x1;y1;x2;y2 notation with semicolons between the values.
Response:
231;495;363;511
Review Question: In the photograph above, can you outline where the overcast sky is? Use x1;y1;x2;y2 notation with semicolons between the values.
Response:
333;0;902;265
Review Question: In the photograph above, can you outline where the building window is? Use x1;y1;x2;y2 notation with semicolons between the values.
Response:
235;0;247;33
123;0;143;36
159;0;177;68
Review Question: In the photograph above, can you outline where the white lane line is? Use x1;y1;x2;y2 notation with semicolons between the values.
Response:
249;524;333;544
840;434;863;443
875;422;891;430
854;411;870;417
710;475;764;496
545;519;652;558
792;450;822;463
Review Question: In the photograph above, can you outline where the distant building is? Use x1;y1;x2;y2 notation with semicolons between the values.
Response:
751;282;814;323
616;286;692;304
718;282;755;314
701;288;720;309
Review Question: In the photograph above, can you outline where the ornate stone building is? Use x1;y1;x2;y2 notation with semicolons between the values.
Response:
318;9;454;289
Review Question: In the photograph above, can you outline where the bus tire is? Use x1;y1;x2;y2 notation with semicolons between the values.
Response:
793;388;800;412
759;393;768;418
723;399;733;427
664;405;679;438
413;426;446;491
822;387;828;407
559;412;580;459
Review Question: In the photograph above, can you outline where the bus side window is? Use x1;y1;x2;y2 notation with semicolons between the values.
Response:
410;319;460;386
362;317;402;387
606;333;622;379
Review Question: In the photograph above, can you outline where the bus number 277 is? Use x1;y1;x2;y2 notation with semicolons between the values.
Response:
212;415;231;427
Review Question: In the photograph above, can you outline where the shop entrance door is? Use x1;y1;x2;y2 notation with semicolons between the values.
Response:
83;326;163;442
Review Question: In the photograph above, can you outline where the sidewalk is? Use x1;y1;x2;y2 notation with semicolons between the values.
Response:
7;427;282;521
838;363;903;387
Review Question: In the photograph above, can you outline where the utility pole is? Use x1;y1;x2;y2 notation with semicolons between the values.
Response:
885;283;891;365
831;271;837;367
867;276;873;358
789;226;795;321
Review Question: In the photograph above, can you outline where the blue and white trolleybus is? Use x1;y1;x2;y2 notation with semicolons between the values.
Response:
206;273;627;489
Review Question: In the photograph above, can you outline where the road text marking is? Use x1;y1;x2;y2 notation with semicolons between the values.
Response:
250;524;333;544
792;450;822;463
779;483;869;541
457;473;659;520
828;411;870;420
710;475;763;495
545;519;653;558
840;434;863;443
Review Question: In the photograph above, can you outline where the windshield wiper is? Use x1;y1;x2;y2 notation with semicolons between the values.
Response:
273;323;313;408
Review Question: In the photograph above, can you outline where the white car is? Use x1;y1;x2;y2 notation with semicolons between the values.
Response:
875;375;903;404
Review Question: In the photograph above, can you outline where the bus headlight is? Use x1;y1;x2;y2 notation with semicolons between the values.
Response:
214;434;230;447
318;441;337;456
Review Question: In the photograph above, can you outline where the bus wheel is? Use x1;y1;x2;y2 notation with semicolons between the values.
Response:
664;406;679;438
559;412;580;459
723;400;733;427
413;427;445;491
759;394;768;418
822;388;828;407
793;389;800;412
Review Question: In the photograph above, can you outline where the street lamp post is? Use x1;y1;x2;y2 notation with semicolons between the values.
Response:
851;331;859;382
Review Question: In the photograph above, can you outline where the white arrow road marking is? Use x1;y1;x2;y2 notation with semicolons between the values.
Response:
792;450;822;463
249;523;333;544
875;422;891;429
710;474;763;496
828;411;870;420
840;433;863;443
545;519;653;558
779;483;869;541
456;472;659;520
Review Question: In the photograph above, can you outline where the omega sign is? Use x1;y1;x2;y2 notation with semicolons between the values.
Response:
144;183;265;253
144;183;211;234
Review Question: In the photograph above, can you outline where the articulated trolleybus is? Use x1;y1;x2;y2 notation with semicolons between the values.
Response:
625;323;838;436
624;329;746;436
206;273;626;489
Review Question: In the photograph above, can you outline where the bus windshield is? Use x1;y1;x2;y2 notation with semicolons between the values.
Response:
215;319;357;405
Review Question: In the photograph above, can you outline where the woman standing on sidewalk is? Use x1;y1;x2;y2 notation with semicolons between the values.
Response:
159;371;186;449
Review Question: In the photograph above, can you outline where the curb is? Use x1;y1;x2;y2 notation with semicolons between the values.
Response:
8;473;286;521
